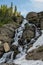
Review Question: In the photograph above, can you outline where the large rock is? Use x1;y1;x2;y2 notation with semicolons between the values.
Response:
3;42;10;52
26;12;38;21
26;11;43;29
26;12;37;19
26;12;39;28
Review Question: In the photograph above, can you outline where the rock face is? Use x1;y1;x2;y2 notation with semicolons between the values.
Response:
26;11;43;29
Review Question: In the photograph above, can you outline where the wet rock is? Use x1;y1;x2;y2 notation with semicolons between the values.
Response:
18;38;25;46
23;30;34;43
3;42;10;52
0;44;4;58
11;45;20;59
23;23;35;42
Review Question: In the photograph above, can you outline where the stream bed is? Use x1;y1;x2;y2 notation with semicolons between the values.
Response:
0;19;41;63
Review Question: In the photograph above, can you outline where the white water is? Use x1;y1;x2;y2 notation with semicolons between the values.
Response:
0;19;40;63
14;31;43;65
0;51;14;63
12;19;28;46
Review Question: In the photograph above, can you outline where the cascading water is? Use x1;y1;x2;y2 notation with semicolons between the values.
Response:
12;19;28;46
0;19;40;63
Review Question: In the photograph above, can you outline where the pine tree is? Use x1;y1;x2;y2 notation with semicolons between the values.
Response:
10;2;13;16
15;6;17;13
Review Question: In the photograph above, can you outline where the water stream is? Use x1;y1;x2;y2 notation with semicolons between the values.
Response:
0;19;40;63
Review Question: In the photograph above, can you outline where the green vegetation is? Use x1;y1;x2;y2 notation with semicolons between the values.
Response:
0;2;21;27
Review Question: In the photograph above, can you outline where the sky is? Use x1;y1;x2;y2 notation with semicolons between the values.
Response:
0;0;43;17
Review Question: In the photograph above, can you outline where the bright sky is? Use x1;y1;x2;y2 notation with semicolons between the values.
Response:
0;0;43;16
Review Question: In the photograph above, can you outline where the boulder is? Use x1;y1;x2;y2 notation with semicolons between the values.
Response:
3;42;10;52
26;11;43;29
22;30;34;43
26;12;37;19
26;12;38;21
26;12;40;28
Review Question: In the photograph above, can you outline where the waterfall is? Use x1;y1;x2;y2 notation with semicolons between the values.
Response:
0;51;14;63
12;19;28;46
0;19;40;63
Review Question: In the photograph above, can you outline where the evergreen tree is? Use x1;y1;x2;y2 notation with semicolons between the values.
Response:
10;2;13;16
15;5;17;13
